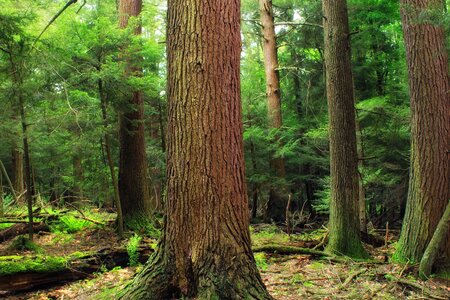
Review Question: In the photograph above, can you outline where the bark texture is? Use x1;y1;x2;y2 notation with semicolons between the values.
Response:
322;0;366;258
396;0;450;265
259;0;287;222
117;0;152;227
11;137;24;202
419;201;450;279
121;0;272;299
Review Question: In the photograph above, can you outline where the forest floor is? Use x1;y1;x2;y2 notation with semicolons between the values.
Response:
0;208;449;300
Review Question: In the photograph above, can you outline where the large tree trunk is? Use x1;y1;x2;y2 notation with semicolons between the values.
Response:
259;0;287;222
322;0;366;258
120;0;272;299
396;0;450;265
117;0;152;228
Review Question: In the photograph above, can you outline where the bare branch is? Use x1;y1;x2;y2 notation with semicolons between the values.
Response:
33;0;79;47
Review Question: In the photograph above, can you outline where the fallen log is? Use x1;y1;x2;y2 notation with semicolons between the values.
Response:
360;231;386;248
252;244;348;262
0;246;153;294
0;222;50;243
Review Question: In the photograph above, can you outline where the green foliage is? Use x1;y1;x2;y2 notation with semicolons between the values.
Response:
0;222;14;230
254;252;268;271
127;234;142;267
53;215;91;233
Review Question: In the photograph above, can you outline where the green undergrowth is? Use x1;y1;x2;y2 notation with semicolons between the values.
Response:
51;215;93;233
435;269;450;280
127;234;142;267
254;252;269;270
125;215;161;238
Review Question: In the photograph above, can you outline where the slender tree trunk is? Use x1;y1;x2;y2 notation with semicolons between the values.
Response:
419;201;450;279
117;0;152;228
18;88;33;242
99;77;124;236
356;117;367;233
72;127;83;203
396;0;450;265
259;0;287;222
11;137;24;202
121;0;272;298
250;140;259;219
0;169;3;218
322;0;366;258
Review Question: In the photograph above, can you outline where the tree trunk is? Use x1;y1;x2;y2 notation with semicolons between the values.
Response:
117;0;152;228
19;90;33;242
419;201;450;279
396;0;450;265
356;117;367;233
99;77;124;236
322;0;366;258
11;138;24;202
120;0;272;298
259;0;287;222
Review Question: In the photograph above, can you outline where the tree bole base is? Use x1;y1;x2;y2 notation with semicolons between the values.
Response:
121;248;272;300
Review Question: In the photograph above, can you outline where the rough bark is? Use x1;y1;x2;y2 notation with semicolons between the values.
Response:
121;0;272;299
356;117;367;233
322;0;366;258
259;0;287;222
396;0;450;265
117;0;152;228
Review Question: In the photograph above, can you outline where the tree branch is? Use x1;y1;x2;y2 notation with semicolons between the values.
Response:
33;0;79;47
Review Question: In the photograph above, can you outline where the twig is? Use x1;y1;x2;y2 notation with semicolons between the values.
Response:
341;268;367;288
64;202;105;226
385;274;447;300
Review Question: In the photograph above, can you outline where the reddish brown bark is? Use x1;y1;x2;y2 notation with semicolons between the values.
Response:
323;0;366;258
396;0;450;265
259;0;287;222
120;0;271;298
117;0;152;226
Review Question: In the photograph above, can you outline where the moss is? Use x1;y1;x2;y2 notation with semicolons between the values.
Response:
0;223;14;230
0;255;67;276
391;242;414;264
